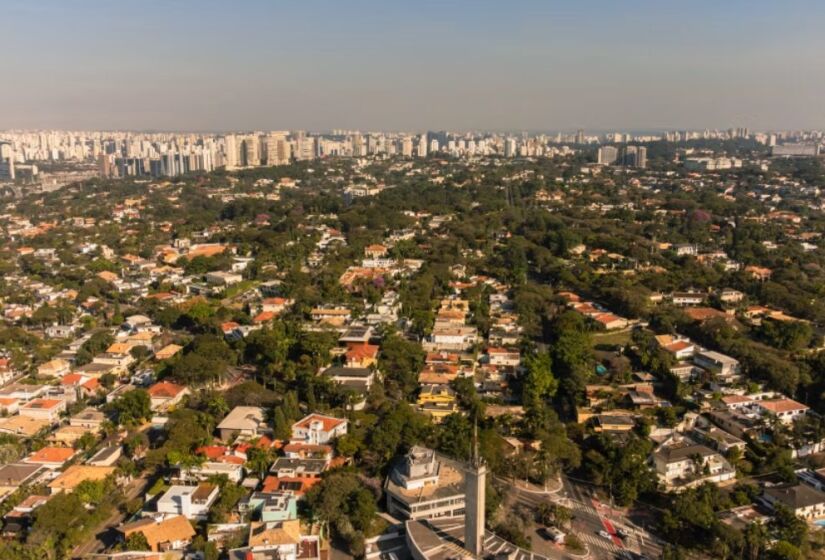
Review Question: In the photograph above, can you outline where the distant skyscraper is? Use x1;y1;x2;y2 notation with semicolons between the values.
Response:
224;134;240;169
266;132;290;166
351;134;365;157
576;129;585;144
0;142;15;180
416;135;427;158
636;146;647;168
293;133;316;161
504;138;517;157
621;145;647;168
243;134;260;166
98;153;114;178
623;145;638;167
597;145;618;165
401;136;413;158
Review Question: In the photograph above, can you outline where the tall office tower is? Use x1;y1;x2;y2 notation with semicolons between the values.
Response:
266;132;290;166
243;134;260;166
767;133;777;147
597;145;619;165
576;129;585;144
401;136;413;158
636;146;647;168
224;134;240;169
0;142;15;180
416;135;427;157
429;139;439;154
504;137;517;157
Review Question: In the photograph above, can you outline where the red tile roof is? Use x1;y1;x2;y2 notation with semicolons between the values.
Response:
292;413;346;433
28;447;75;464
147;381;186;398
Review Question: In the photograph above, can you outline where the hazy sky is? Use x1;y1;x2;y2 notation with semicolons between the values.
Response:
2;0;824;132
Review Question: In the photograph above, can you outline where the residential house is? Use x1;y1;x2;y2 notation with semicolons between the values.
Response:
344;343;379;368
147;381;189;411
117;515;196;553
217;406;267;441
694;350;741;384
19;398;66;423
263;458;328;496
156;483;220;520
37;358;71;378
24;447;76;470
0;463;44;499
652;438;735;491
763;484;825;521
290;414;347;445
0;416;51;438
416;385;459;423
753;398;809;425
48;465;116;494
244;491;298;522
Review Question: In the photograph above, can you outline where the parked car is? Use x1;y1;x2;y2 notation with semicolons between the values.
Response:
598;530;612;539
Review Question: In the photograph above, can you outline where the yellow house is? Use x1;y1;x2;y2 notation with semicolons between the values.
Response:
416;384;459;423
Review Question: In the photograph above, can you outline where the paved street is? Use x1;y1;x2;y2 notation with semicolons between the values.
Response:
500;475;665;560
71;472;152;557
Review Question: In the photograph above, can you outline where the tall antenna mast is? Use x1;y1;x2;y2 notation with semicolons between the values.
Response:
472;418;480;468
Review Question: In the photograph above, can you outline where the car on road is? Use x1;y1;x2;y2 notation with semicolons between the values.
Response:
598;530;612;539
616;528;630;539
538;526;566;544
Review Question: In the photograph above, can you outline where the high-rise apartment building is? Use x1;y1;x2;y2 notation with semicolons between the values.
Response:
0;142;15;180
243;134;260;166
597;145;618;165
416;135;427;158
266;132;290;166
621;145;647;168
637;146;647;168
401;136;413;158
224;134;240;169
504;138;517;157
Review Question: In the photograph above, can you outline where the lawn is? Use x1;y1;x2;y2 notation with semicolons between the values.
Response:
591;329;632;347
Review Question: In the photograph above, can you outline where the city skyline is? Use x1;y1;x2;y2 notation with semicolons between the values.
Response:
2;0;825;131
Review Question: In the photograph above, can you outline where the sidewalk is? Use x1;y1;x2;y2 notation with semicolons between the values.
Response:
503;475;563;494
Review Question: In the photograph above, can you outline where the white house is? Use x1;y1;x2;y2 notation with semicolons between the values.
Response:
652;439;735;491
156;483;220;520
290;414;348;445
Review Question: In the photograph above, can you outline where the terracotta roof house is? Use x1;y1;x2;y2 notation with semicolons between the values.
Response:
117;515;196;552
48;465;115;494
290;414;347;445
24;447;76;469
147;381;189;411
